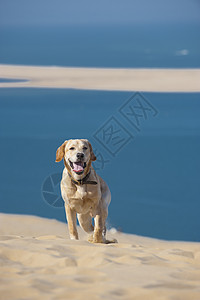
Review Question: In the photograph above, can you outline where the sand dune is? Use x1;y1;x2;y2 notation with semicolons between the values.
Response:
0;64;200;91
0;214;200;300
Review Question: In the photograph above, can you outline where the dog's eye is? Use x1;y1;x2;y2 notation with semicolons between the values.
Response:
83;147;88;150
69;147;75;150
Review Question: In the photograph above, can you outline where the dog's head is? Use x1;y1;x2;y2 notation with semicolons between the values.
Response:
56;139;96;177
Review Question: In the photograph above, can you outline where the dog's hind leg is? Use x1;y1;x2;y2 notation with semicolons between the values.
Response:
77;213;94;233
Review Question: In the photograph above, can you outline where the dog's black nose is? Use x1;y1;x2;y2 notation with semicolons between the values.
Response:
77;152;84;159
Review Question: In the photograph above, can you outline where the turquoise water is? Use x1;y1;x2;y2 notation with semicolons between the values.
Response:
0;88;200;241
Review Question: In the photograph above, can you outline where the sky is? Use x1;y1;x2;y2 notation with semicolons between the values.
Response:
0;0;199;27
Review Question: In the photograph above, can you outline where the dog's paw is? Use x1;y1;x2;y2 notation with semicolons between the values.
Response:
88;232;105;244
88;234;94;243
69;234;79;240
93;236;104;244
88;231;118;244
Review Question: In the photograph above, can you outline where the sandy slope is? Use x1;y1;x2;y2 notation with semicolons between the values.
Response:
0;214;200;300
0;64;200;91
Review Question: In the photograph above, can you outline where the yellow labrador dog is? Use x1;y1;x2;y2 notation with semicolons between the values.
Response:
56;139;111;243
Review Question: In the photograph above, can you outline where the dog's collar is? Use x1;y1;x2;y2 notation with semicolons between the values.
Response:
64;158;97;186
68;170;98;186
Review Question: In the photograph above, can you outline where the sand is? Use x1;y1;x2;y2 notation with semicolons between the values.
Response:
0;213;200;300
0;64;200;92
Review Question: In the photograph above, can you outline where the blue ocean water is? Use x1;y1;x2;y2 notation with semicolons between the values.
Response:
0;89;200;241
0;24;200;68
0;78;28;83
0;23;200;241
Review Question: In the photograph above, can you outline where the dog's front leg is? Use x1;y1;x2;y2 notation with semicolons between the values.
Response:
65;204;78;240
93;213;104;243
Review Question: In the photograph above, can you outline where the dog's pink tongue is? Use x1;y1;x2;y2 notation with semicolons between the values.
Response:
73;162;84;173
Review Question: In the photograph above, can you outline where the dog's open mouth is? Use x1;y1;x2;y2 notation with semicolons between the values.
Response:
69;160;86;174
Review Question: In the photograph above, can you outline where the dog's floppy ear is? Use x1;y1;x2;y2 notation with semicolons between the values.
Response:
55;141;68;162
88;142;96;161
